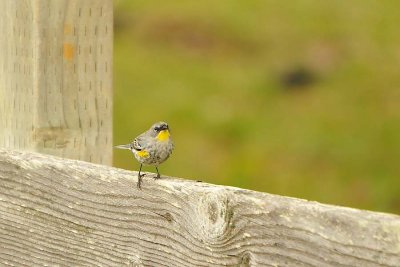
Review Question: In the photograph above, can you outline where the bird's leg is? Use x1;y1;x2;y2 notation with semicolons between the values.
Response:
137;163;145;189
155;166;161;179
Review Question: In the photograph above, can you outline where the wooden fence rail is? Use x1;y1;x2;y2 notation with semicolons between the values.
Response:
0;149;399;266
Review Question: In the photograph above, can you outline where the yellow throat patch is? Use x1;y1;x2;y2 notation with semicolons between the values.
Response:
156;130;170;142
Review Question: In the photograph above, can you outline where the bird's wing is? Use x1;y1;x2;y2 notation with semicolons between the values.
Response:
115;132;148;151
132;134;147;151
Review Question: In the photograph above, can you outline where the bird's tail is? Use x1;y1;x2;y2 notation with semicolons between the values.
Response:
114;144;132;150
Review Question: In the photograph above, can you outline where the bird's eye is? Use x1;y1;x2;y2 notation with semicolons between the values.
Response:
154;127;160;132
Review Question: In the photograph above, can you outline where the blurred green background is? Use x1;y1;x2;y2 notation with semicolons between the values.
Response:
113;0;400;214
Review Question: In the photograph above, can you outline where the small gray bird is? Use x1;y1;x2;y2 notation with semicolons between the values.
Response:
114;122;174;189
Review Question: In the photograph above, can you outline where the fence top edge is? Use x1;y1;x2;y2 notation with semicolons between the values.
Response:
1;147;400;222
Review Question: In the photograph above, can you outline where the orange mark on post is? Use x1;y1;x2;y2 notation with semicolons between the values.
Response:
63;43;74;60
64;24;73;34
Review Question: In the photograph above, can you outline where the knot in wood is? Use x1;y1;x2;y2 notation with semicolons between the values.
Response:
193;190;232;241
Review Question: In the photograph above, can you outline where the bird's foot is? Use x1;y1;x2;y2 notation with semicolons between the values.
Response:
137;173;146;189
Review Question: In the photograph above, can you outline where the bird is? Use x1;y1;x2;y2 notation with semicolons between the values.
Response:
114;121;174;189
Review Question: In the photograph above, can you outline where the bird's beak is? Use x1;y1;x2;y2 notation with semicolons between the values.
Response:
160;125;169;131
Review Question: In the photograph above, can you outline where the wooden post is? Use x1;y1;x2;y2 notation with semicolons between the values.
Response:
0;149;399;266
0;0;113;165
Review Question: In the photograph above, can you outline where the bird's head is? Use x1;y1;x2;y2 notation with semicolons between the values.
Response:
150;121;170;141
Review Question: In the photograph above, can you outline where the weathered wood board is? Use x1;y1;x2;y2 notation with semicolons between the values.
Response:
0;0;113;165
0;149;399;266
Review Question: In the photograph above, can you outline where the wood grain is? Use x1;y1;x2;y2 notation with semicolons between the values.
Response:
0;148;399;267
0;0;113;165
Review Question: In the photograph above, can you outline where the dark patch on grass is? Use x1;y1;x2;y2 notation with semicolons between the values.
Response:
279;66;317;91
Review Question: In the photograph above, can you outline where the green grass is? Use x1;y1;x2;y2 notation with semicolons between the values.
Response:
113;0;400;214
